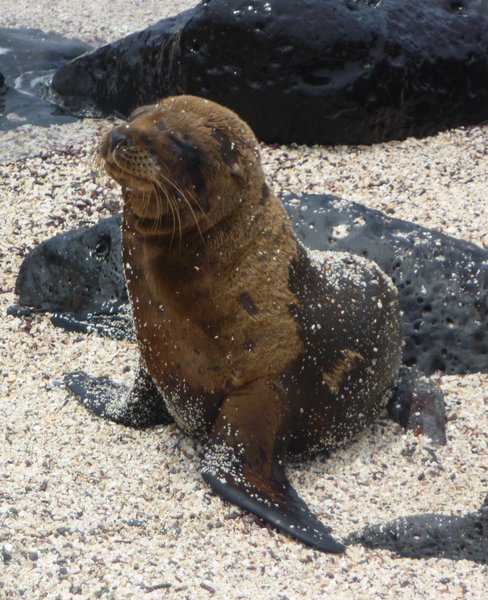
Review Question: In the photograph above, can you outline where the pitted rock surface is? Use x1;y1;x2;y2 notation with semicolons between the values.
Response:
9;215;126;314
287;194;488;376
52;0;488;144
10;195;488;376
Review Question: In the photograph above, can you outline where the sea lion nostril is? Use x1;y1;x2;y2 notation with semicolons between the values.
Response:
110;131;131;152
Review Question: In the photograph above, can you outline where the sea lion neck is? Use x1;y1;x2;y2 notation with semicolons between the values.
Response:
124;191;289;276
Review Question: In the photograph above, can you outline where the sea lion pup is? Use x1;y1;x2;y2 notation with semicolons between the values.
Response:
72;95;406;552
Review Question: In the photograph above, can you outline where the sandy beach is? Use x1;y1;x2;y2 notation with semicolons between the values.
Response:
1;1;487;598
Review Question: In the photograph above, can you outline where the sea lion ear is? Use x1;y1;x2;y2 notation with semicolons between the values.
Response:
127;105;153;121
230;162;246;186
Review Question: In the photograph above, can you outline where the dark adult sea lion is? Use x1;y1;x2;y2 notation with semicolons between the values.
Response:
66;95;442;552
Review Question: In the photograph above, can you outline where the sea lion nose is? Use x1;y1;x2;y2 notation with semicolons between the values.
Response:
110;131;132;152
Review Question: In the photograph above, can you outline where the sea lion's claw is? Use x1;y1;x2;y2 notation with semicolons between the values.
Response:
388;366;447;445
64;366;173;428
202;465;344;553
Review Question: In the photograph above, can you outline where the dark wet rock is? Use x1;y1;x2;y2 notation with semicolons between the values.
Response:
9;194;488;376
7;215;126;314
387;366;447;444
0;28;89;131
345;495;488;564
51;0;488;144
50;9;191;119
0;71;5;88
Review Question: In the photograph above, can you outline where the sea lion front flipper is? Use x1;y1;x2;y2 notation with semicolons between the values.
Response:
202;379;345;553
387;366;446;445
64;364;174;428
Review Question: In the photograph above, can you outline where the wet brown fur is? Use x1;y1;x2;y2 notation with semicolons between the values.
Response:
101;96;304;433
322;349;365;394
100;94;402;445
100;95;404;551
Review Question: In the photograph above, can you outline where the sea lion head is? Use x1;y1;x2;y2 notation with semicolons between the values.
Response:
100;95;264;237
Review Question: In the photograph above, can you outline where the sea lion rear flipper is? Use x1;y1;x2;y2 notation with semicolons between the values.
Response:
64;364;173;428
202;379;345;553
387;366;446;445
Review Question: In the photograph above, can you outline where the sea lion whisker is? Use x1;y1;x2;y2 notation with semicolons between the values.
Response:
167;195;179;250
178;189;205;242
142;191;151;218
139;190;150;222
153;181;176;244
150;187;161;234
158;170;199;210
157;194;166;236
161;187;178;248
157;171;204;243
158;171;190;202
164;178;204;241
153;180;178;248
150;182;166;235
183;186;212;227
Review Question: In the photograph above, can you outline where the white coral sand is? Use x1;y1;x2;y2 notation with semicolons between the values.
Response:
1;1;487;598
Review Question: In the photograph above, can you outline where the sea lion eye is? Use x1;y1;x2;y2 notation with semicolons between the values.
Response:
168;134;202;169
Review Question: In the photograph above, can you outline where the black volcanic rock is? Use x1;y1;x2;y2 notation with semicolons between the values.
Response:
287;194;488;376
8;215;126;314
9;195;488;376
52;0;488;144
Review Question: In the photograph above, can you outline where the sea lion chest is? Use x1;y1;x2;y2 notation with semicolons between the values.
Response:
121;210;302;435
122;229;231;433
